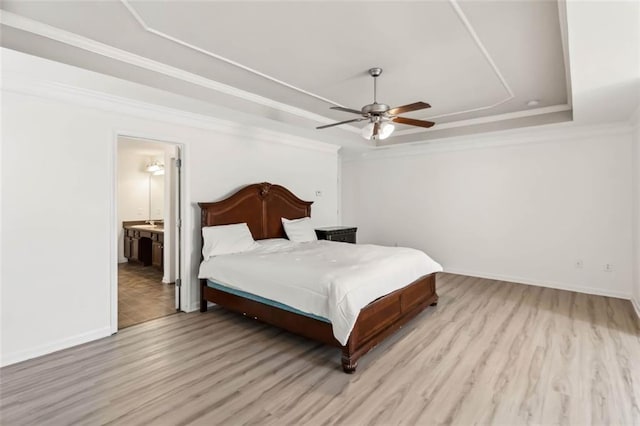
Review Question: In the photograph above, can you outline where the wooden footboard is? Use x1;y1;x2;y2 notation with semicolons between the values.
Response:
341;273;437;372
200;273;438;373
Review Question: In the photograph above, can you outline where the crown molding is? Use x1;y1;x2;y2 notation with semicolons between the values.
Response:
395;0;575;136
2;5;567;139
120;0;346;109
122;0;514;124
120;0;517;133
343;121;633;162
2;72;340;154
0;10;353;132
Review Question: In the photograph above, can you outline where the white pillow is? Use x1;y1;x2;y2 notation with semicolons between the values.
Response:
202;223;258;259
282;217;317;242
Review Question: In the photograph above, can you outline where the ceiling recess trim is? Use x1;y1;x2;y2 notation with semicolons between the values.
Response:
2;1;554;139
418;104;570;131
120;0;516;127
359;122;632;161
0;10;354;132
120;0;348;109
378;104;572;139
422;0;515;121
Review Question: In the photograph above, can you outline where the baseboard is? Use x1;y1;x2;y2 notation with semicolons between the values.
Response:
444;268;631;300
184;300;217;313
186;301;200;313
632;297;640;321
0;326;111;367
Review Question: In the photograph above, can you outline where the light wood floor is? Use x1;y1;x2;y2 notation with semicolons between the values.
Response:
118;262;175;329
1;273;639;425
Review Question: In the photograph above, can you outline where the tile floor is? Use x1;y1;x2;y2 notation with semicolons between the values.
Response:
118;262;176;329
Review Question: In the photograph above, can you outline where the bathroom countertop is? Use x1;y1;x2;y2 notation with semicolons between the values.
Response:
123;222;164;234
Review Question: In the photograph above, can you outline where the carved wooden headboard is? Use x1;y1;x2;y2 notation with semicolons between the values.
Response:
198;182;313;240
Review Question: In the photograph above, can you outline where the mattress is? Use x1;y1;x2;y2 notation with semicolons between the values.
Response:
198;239;442;345
206;279;330;323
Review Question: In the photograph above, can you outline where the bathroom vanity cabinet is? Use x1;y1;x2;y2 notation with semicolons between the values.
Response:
123;221;164;270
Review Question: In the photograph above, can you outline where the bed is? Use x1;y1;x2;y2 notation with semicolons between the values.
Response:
198;182;439;373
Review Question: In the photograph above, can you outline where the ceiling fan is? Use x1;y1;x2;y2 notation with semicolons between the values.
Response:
316;67;435;140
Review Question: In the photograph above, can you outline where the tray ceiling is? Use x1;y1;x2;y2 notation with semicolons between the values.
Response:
0;0;571;148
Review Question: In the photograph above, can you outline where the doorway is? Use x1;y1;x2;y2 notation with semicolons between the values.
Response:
116;136;182;329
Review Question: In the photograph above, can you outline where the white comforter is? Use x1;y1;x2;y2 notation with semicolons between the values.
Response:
198;239;442;345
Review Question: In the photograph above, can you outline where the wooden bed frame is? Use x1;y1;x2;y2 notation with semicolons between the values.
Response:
199;182;438;373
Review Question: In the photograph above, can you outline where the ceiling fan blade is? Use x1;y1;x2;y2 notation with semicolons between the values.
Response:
392;116;435;129
316;118;365;130
330;106;364;115
388;101;431;116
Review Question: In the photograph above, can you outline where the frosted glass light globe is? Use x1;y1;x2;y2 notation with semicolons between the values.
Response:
378;122;395;140
361;122;375;140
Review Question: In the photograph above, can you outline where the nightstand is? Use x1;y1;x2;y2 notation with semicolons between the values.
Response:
315;226;357;244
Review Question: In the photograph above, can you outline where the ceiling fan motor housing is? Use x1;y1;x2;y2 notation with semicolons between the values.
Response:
362;103;390;114
316;66;434;135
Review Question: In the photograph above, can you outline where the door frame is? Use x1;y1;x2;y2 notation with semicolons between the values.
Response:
110;130;188;334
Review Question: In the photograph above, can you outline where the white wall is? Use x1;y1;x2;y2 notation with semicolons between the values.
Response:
1;50;339;366
563;0;639;313
343;125;634;299
118;149;157;224
566;0;640;125
116;143;164;262
149;172;164;219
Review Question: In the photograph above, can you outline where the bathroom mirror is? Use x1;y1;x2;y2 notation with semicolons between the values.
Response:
149;173;164;220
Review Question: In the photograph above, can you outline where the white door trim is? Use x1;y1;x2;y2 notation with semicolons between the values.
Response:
110;130;188;335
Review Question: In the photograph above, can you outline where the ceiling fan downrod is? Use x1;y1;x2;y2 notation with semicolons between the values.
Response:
369;67;382;104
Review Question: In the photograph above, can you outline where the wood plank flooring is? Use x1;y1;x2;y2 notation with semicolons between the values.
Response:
1;273;639;425
118;262;175;329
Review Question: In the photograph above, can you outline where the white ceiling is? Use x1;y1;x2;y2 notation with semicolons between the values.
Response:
1;0;575;148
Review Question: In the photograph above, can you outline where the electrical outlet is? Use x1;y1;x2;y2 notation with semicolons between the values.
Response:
604;264;613;272
575;260;583;269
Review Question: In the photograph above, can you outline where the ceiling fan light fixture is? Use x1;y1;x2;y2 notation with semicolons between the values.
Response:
378;122;395;140
361;122;375;140
318;67;434;139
